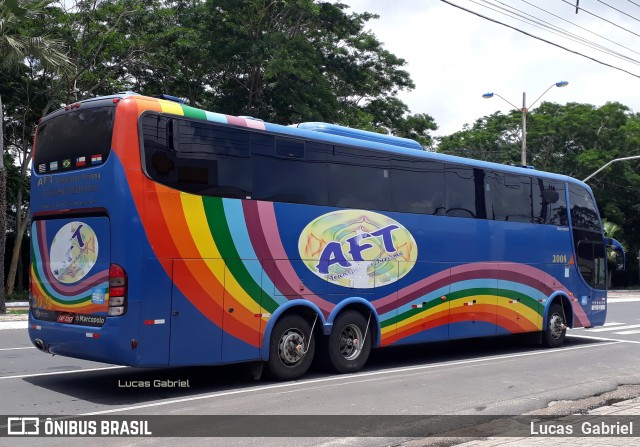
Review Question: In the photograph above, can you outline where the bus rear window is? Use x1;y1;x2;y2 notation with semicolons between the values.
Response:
34;106;114;173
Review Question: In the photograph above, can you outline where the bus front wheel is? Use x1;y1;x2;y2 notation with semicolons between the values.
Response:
266;314;315;381
325;310;371;373
542;303;566;348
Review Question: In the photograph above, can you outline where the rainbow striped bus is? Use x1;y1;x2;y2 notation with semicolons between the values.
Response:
29;93;608;380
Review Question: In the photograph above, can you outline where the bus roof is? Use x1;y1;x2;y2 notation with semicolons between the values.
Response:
292;122;423;150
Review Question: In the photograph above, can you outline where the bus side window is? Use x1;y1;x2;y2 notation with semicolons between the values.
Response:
535;179;567;226
445;165;487;219
489;171;534;223
142;114;178;184
252;136;328;206
390;158;445;215
175;120;251;198
328;146;391;211
141;113;252;199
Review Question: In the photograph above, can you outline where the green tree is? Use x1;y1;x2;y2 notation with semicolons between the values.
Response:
363;97;437;148
56;0;154;101
131;0;427;132
2;0;153;295
0;0;71;310
437;111;521;163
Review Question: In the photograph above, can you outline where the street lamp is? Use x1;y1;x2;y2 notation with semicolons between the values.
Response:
583;155;640;182
482;81;569;166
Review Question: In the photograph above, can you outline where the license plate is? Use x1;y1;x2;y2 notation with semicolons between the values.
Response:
57;313;75;324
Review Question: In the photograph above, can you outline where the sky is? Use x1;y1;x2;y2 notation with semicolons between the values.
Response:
341;0;640;137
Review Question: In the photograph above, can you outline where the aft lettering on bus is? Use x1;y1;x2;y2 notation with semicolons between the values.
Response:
315;224;400;274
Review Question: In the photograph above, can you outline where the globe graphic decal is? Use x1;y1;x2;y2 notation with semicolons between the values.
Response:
49;222;99;284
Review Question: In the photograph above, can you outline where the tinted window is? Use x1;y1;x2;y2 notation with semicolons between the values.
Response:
141;113;251;198
575;238;606;289
569;184;605;289
276;137;305;158
533;179;567;226
35;106;114;173
253;138;328;205
390;158;445;214
445;165;487;219
489;172;534;223
328;146;390;210
569;185;601;232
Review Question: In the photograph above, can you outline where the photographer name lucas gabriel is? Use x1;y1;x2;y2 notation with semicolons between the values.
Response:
118;380;190;388
531;421;633;436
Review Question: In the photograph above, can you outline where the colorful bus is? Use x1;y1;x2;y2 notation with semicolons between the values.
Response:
30;93;608;380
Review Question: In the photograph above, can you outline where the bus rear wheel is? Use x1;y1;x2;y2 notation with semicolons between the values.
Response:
266;314;315;381
325;310;371;374
542;303;566;348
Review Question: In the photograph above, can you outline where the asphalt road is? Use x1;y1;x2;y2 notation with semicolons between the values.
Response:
2;300;640;446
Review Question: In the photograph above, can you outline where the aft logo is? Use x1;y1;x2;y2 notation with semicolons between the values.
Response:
298;210;417;289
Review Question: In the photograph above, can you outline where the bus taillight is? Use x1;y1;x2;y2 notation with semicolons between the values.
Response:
108;264;127;316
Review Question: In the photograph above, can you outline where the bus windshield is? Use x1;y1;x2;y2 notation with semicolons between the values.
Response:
34;106;115;174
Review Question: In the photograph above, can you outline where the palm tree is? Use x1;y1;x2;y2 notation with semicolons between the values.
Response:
0;0;71;313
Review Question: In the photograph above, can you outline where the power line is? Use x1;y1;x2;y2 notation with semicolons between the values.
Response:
476;0;640;66
559;0;640;39
628;0;640;10
518;0;640;58
439;0;640;79
596;0;640;23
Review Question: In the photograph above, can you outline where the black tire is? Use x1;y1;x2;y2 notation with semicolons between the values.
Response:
542;303;566;348
325;310;371;374
265;314;315;381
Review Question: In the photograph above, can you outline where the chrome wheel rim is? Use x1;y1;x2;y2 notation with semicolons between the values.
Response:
549;313;565;339
278;328;305;365
339;323;363;361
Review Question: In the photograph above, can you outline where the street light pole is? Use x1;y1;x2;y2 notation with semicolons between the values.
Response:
583;155;640;182
521;92;527;166
482;81;568;166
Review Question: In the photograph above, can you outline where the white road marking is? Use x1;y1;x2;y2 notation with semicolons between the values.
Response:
0;321;28;330
615;329;640;335
0;346;35;351
569;333;640;344
0;365;126;380
80;340;621;416
588;323;640;332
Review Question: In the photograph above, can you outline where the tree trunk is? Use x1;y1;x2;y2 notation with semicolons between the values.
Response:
0;94;6;313
7;181;24;295
7;204;30;295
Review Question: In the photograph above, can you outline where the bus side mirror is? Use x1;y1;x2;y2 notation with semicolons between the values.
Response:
542;189;559;204
605;237;626;271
